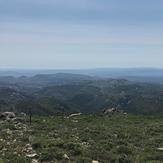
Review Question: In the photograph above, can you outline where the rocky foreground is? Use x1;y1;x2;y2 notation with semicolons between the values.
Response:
0;113;163;163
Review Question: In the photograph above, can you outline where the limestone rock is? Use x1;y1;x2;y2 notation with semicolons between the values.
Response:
63;154;70;160
26;153;38;159
157;147;163;151
31;159;39;163
92;160;99;163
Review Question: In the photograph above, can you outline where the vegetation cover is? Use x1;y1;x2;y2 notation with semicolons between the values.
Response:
0;75;163;115
0;114;163;163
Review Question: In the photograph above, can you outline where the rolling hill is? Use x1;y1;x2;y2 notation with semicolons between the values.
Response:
0;73;163;115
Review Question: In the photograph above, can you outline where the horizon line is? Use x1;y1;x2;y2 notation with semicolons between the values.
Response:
0;67;163;71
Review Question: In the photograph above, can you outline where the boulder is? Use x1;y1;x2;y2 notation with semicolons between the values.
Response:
92;160;99;163
0;112;16;121
0;113;6;120
157;147;163;151
63;154;70;160
20;112;27;117
1;112;15;119
26;153;38;159
69;113;82;118
103;108;124;114
13;117;26;124
31;159;38;163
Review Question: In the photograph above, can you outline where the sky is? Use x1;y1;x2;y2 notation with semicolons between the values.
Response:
0;0;163;69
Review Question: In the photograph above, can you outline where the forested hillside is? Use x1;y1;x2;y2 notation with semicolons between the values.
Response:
0;74;163;115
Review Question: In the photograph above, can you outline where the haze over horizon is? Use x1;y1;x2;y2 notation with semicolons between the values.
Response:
0;0;163;69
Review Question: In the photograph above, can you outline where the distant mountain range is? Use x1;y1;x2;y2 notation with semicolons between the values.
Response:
0;68;163;84
0;72;163;115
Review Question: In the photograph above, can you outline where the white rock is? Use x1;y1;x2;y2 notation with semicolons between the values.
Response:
72;120;78;123
2;148;7;151
21;112;27;116
92;161;99;163
63;154;70;160
4;112;16;118
6;129;12;135
13;151;18;155
157;148;163;151
6;142;10;145
32;159;38;163
26;153;38;158
69;113;82;118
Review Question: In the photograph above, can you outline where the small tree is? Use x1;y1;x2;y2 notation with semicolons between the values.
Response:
29;107;32;125
26;100;34;125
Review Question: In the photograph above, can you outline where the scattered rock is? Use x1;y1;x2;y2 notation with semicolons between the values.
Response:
2;148;7;152
4;112;16;119
29;136;36;143
31;159;39;163
157;148;163;151
114;134;118;138
0;112;16;120
13;117;26;124
72;120;78;123
23;144;33;153
63;154;70;160
6;142;10;145
69;113;82;118
13;151;18;155
26;153;38;159
103;108;124;114
0;113;6;120
92;160;99;163
6;129;12;135
20;112;27;117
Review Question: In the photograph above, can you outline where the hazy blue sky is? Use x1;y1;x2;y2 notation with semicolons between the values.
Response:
0;0;163;69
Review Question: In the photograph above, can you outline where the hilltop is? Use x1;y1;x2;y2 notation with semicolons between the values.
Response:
0;114;163;163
